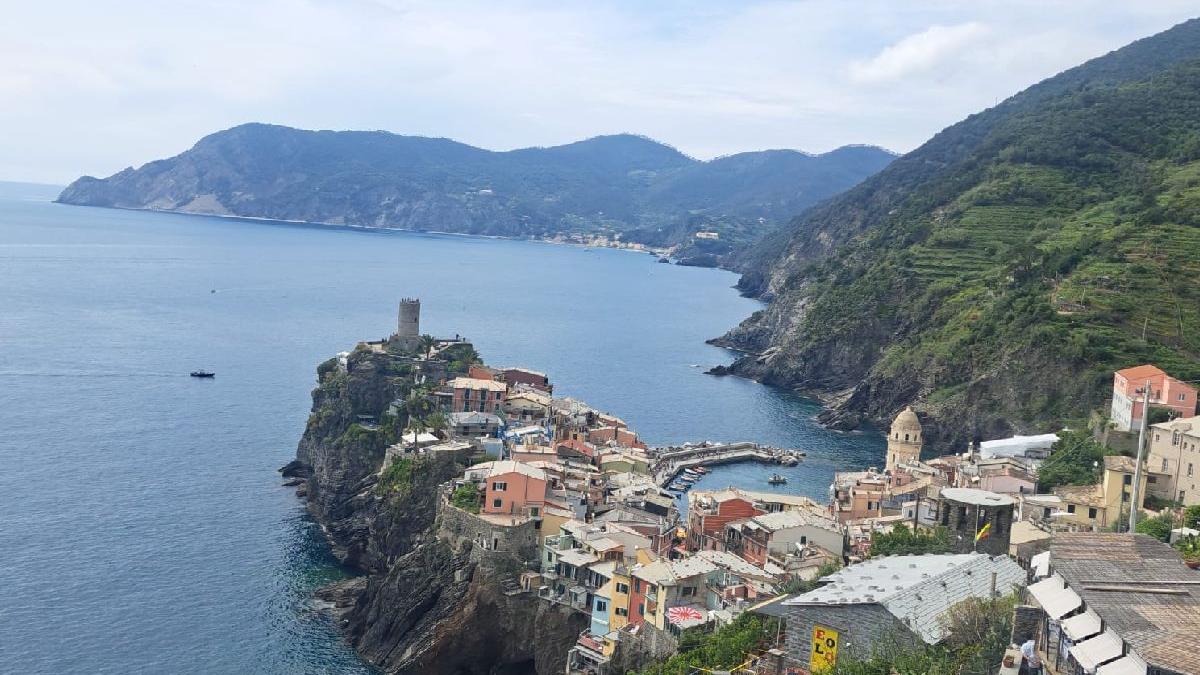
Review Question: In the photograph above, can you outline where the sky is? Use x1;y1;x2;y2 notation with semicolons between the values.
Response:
3;0;1198;184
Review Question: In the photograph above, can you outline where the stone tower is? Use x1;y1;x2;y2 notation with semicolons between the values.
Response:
397;298;420;338
938;487;1014;556
886;406;923;472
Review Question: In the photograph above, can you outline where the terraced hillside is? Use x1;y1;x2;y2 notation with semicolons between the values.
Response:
722;19;1200;449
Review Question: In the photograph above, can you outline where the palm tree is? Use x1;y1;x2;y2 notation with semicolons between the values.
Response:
419;334;436;358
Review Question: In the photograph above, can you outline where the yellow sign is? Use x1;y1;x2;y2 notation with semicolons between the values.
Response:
810;624;839;673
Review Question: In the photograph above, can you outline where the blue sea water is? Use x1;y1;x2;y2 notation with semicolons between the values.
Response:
0;187;883;674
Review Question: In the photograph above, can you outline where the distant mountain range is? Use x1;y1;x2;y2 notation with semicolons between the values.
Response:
56;125;894;264
720;17;1200;449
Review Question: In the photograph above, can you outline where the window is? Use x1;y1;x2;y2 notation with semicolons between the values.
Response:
1123;474;1132;486
800;535;807;545
1181;393;1188;401
492;481;507;492
681;587;696;597
616;582;629;594
595;600;607;612
1190;463;1195;478
634;579;641;592
528;506;540;517
1182;490;1187;502
1088;508;1097;519
495;392;502;400
1163;458;1170;472
616;607;628;617
492;498;502;508
1068;504;1076;514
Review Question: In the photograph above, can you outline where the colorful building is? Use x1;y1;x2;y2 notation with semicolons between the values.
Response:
686;489;764;551
481;460;548;518
1148;414;1200;505
1110;364;1198;432
448;376;508;414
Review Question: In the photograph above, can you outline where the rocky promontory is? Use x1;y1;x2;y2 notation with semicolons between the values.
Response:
284;342;585;674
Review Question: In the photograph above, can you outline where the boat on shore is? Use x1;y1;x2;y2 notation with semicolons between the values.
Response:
190;370;215;378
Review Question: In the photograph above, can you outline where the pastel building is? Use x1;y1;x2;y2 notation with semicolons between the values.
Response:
1110;364;1197;432
686;489;764;551
448;377;507;414
1148;415;1200;505
482;461;548;519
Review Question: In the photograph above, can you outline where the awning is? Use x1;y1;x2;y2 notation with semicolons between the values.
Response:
1062;610;1102;641
1097;656;1147;675
1069;630;1124;673
1030;551;1050;579
1027;575;1082;620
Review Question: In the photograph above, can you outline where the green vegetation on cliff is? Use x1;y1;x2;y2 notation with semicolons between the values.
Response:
732;19;1200;446
632;613;776;675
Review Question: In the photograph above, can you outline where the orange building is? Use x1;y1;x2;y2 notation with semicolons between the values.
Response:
482;461;548;518
1110;364;1198;432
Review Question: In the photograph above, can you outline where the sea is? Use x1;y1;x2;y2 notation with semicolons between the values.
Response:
0;181;883;674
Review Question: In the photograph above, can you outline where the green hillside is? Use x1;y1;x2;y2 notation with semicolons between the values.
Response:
56;125;892;263
723;19;1200;447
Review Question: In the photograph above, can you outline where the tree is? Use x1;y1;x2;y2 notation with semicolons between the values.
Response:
450;483;480;513
870;525;953;557
419;334;437;358
1135;511;1175;542
1037;430;1106;491
1184;505;1200;530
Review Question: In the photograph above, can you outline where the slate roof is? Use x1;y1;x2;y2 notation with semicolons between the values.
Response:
784;553;1027;644
1050;533;1200;674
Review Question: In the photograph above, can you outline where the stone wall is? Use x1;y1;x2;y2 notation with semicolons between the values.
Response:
438;494;541;565
779;604;919;671
1011;605;1041;646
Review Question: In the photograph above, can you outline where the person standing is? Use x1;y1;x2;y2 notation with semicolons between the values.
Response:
1020;638;1043;675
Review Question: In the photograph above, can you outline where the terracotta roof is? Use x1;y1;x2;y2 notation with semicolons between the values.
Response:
1103;455;1137;473
1053;484;1106;508
1115;364;1166;380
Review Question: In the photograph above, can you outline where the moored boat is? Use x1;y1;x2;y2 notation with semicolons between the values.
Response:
767;473;787;485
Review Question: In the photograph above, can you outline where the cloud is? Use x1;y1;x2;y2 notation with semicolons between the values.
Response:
849;22;989;84
0;1;1197;183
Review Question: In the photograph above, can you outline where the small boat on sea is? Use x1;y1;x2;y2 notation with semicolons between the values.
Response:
767;474;787;485
693;466;710;474
190;370;215;378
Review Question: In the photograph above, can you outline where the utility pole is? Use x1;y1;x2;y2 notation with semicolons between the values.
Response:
1129;378;1151;532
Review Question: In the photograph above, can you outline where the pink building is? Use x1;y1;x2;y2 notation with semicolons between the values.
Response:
449;377;507;414
1110;365;1198;432
502;367;552;393
482;461;548;518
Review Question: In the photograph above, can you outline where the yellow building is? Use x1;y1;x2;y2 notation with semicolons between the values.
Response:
886;407;923;473
1051;456;1147;530
608;566;632;632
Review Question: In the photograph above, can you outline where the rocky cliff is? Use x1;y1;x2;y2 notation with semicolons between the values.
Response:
285;344;585;674
718;18;1200;450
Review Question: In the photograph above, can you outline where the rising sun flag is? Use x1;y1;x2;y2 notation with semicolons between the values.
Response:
975;522;992;543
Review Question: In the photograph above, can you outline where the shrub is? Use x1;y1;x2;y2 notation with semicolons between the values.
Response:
1184;505;1200;530
450;483;480;513
1134;511;1174;542
870;525;953;557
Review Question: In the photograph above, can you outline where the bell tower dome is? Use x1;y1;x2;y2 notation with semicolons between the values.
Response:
886;406;923;472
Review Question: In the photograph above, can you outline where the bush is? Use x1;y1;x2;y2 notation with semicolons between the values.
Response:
870;525;953;557
1037;430;1106;491
1134;511;1175;542
377;457;416;494
1184;505;1200;530
450;483;480;513
632;613;775;675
